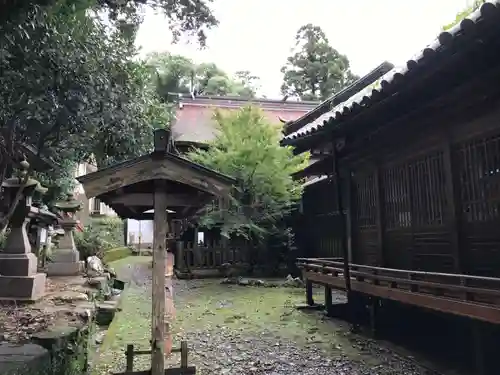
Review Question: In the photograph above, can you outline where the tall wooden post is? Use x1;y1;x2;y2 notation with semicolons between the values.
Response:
152;181;168;375
374;165;385;266
442;137;463;274
332;145;351;293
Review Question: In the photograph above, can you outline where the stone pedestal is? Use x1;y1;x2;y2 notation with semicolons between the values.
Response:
47;220;82;276
0;219;46;301
0;162;48;301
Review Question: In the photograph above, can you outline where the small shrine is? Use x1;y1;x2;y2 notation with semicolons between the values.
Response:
0;161;47;301
77;128;236;375
47;193;83;276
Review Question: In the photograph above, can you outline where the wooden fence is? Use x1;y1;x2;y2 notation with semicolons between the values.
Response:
175;241;249;271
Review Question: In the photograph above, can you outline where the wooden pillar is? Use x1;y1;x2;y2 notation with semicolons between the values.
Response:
175;241;185;271
324;285;333;316
374;166;385;266
306;280;314;306
442;137;463;273
123;218;128;246
472;321;487;375
332;146;351;293
368;297;379;338
151;180;168;375
220;198;229;262
193;226;201;267
345;171;354;263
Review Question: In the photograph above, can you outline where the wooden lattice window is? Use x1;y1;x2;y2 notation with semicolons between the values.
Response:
354;171;377;229
382;164;411;230
455;135;500;222
408;152;446;227
382;151;446;230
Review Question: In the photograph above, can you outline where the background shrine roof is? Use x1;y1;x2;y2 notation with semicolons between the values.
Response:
281;0;500;146
172;95;319;144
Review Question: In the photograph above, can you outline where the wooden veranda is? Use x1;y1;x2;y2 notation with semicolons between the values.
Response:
298;258;500;324
77;129;236;375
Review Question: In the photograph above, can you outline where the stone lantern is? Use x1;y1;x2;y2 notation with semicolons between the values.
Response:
47;193;83;276
30;184;58;267
0;161;47;301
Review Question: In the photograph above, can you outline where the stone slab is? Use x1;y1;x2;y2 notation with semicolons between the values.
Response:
47;261;81;276
0;343;50;375
0;273;46;301
0;253;37;277
50;249;79;263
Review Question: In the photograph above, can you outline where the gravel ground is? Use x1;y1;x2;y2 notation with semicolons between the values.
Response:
94;256;443;375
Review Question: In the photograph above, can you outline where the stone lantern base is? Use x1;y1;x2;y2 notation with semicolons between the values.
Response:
0;253;46;301
47;249;83;276
46;218;82;277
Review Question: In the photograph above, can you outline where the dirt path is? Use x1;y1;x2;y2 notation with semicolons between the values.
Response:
94;257;438;375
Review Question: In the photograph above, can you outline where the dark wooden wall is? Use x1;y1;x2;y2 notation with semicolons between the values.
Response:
345;104;500;277
298;178;344;259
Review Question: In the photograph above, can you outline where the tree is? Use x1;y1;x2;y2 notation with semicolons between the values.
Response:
188;106;309;240
145;52;194;99
146;53;260;99
280;24;358;101
443;0;485;31
232;71;261;98
0;0;170;227
2;0;218;47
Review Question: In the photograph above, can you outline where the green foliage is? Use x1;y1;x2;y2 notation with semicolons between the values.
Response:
443;0;485;31
281;24;358;101
1;0;218;47
0;1;171;181
75;217;123;260
75;229;110;260
0;230;8;250
188;106;309;240
145;52;260;100
35;159;77;206
90;217;125;246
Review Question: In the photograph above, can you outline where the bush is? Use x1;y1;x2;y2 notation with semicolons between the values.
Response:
89;217;124;247
0;229;9;251
75;226;113;260
75;217;124;260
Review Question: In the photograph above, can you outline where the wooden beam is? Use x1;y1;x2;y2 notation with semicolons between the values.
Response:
151;180;168;375
78;156;231;199
108;194;196;207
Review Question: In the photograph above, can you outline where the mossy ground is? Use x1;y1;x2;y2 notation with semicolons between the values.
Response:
91;256;388;374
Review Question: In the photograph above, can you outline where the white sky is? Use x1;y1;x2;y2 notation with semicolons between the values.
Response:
135;0;471;99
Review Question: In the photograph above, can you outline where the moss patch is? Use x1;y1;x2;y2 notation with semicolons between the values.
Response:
91;256;152;374
172;281;361;357
93;261;381;374
102;247;133;264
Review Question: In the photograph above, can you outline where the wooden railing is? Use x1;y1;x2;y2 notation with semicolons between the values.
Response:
176;242;248;270
297;257;500;323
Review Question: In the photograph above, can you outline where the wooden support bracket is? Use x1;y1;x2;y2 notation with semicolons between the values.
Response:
112;342;195;375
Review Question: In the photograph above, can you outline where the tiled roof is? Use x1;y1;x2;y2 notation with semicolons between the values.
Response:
282;61;394;137
302;175;329;188
282;0;500;144
172;96;318;144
